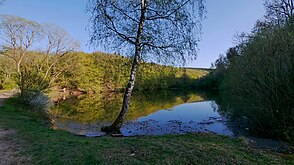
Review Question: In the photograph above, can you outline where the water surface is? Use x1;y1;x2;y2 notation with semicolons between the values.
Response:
50;90;234;137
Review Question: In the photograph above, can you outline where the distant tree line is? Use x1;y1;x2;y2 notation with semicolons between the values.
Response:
52;52;208;93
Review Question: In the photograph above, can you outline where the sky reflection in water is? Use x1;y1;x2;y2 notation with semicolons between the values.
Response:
51;91;233;137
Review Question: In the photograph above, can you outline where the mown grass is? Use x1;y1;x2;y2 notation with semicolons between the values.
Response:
0;99;293;165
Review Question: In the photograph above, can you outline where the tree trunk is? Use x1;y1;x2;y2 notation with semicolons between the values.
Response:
105;52;140;132
102;0;147;133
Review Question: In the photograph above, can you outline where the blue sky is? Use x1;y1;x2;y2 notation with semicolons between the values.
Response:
0;0;265;68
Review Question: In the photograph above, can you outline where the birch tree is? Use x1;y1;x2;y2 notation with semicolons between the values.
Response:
88;0;205;132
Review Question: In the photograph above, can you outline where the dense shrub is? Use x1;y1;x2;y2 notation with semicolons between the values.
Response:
0;56;16;90
223;20;294;141
16;90;52;112
0;80;17;90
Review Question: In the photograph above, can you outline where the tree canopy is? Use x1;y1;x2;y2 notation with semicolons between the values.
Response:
88;0;205;64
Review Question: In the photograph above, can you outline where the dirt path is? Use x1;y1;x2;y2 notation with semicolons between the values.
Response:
0;90;31;164
0;90;17;106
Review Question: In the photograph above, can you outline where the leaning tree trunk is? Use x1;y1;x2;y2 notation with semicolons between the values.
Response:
106;52;140;132
102;0;147;133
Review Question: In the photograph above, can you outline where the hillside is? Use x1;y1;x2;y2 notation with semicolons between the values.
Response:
57;52;210;93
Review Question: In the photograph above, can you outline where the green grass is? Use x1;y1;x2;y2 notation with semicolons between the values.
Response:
0;100;293;164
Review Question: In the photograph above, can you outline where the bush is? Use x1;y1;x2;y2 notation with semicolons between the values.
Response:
16;90;52;112
0;81;17;90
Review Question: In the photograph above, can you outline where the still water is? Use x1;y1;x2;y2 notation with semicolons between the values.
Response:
50;90;234;137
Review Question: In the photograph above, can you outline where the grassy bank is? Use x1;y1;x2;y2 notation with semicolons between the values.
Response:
0;100;293;164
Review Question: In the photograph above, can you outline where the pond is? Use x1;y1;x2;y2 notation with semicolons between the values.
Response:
49;90;236;137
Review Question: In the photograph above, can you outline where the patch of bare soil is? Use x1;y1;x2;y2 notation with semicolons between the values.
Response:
244;137;294;154
0;128;31;165
0;90;30;164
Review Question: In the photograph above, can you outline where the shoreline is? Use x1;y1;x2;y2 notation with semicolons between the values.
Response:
0;92;293;164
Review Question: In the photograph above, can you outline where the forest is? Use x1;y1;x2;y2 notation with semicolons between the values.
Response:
0;50;208;92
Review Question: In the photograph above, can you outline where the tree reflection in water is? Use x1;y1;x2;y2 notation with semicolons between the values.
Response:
50;90;233;137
